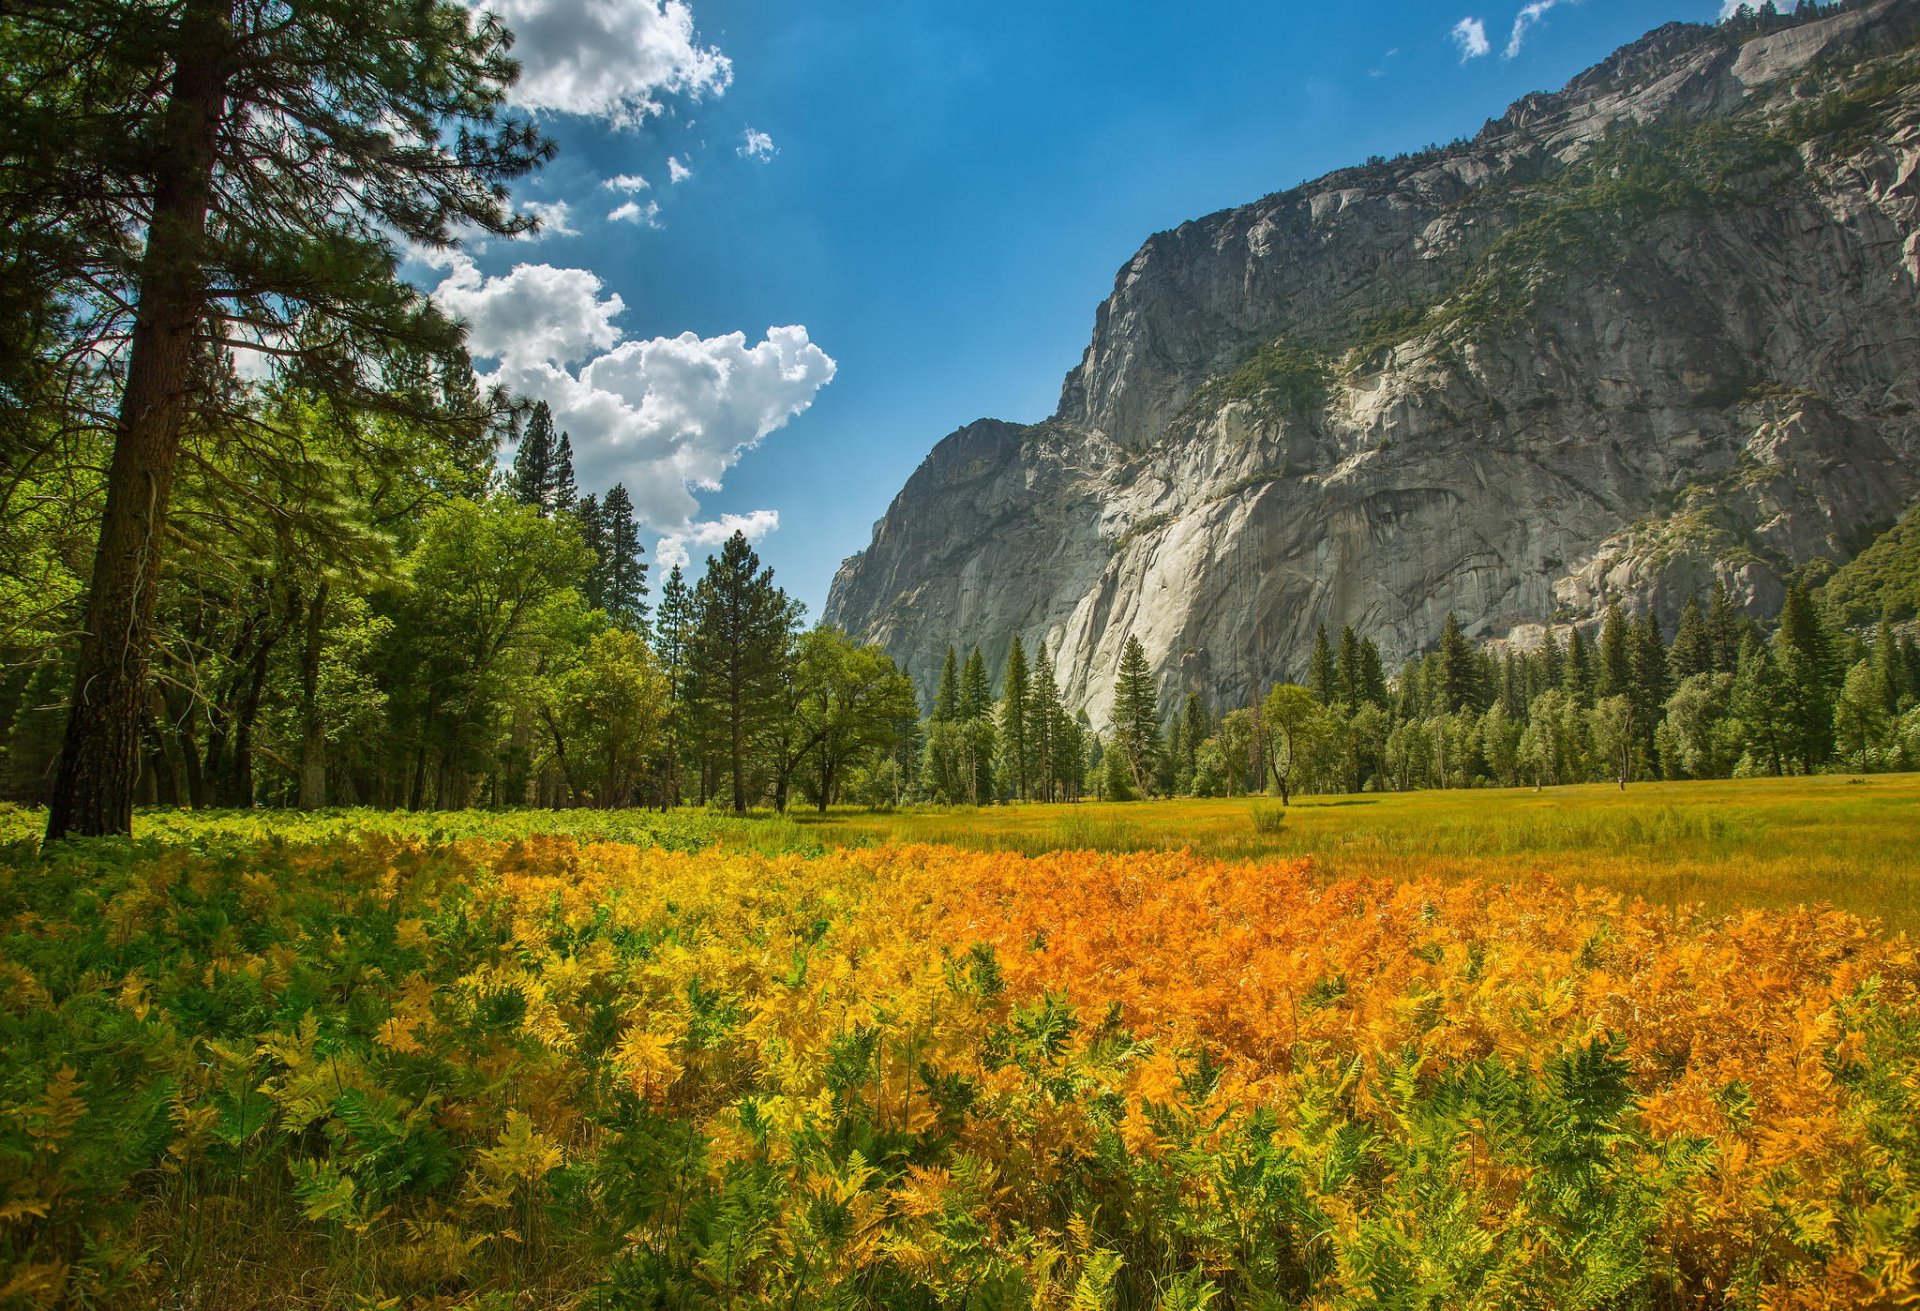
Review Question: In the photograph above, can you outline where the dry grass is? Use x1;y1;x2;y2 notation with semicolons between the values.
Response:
794;773;1920;930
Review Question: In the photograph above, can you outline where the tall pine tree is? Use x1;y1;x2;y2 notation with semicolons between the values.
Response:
1112;635;1162;796
689;532;795;812
38;0;550;837
1000;635;1031;800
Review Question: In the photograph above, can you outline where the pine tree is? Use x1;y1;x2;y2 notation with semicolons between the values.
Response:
1435;612;1478;712
1538;628;1564;700
1563;627;1596;708
1707;580;1742;673
1357;636;1389;708
931;647;961;723
689;532;796;812
1309;625;1338;706
574;495;607;610
1733;632;1788;775
1873;614;1904;715
1112;635;1162;796
1335;626;1365;710
652;563;695;806
956;649;996;803
1669;596;1713;682
38;0;550;837
1000;635;1031;800
511;402;559;512
1629;610;1667;772
1774;583;1834;772
551;431;578;514
1597;603;1632;701
1026;645;1062;801
1181;691;1210;784
961;649;993;721
599;484;647;630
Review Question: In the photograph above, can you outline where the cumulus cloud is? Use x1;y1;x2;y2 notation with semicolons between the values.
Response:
517;198;577;238
667;155;692;184
655;510;781;571
432;257;834;528
1451;16;1490;60
608;198;662;226
603;173;651;193
738;128;776;161
1505;0;1573;58
480;0;731;123
431;257;623;368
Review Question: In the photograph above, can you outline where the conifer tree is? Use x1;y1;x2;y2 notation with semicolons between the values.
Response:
598;484;647;630
1563;627;1596;708
1629;610;1668;770
511;402;559;512
1356;635;1389;708
1000;635;1031;800
39;0;551;837
1112;635;1162;796
1309;625;1338;706
1733;632;1788;775
1669;596;1714;682
1539;628;1564;697
1026;644;1064;802
1597;603;1632;701
573;495;605;609
1774;583;1834;772
1707;580;1742;673
959;648;996;802
652;564;695;806
551;431;578;515
931;647;961;723
689;532;796;812
1335;626;1365;710
1435;612;1479;712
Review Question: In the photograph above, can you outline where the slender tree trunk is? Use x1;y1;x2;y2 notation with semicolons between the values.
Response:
296;581;330;808
46;6;228;839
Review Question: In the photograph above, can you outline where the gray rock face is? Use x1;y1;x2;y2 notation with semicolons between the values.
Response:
826;1;1920;728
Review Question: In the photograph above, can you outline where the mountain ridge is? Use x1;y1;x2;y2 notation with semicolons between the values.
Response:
827;0;1920;727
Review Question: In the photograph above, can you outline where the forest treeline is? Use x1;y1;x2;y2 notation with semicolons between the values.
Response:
4;0;1917;828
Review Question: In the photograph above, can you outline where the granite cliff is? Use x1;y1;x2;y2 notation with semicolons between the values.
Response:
825;1;1920;727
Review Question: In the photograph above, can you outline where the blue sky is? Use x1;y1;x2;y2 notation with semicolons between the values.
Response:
433;0;1736;617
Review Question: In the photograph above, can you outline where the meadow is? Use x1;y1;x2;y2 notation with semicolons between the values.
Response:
2;778;1918;1308
800;774;1920;930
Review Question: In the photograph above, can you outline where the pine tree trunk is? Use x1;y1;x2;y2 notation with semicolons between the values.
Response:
46;6;228;839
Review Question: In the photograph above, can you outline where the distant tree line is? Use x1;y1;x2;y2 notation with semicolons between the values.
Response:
1075;585;1920;804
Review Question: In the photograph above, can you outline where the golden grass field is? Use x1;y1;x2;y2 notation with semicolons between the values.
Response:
796;773;1920;930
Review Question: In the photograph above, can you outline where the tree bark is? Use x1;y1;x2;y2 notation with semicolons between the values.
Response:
46;4;229;839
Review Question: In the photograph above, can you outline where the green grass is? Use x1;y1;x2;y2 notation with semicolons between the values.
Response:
793;774;1920;930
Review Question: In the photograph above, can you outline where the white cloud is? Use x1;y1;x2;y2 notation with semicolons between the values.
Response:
436;256;834;527
1505;0;1574;58
1451;16;1490;60
517;198;577;238
431;257;623;368
603;173;651;193
738;128;776;161
1718;0;1751;15
608;198;662;226
667;155;692;184
480;0;732;123
655;510;781;571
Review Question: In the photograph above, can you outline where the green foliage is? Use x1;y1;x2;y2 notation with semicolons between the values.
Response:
1190;337;1331;420
1818;499;1920;625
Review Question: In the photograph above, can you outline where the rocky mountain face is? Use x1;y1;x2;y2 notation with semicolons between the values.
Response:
825;1;1920;728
